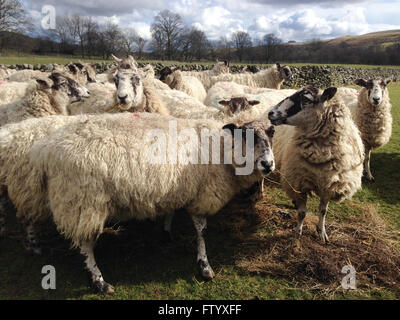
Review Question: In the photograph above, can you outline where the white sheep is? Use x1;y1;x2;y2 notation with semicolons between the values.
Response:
6;70;50;82
27;112;275;293
6;62;97;85
351;78;393;181
0;80;38;107
110;55;169;115
0;66;16;81
205;81;296;111
0;73;90;127
268;86;364;243
208;63;293;91
0;115;89;251
174;60;230;90
162;68;207;102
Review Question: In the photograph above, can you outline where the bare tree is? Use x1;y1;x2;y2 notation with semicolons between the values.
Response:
122;28;138;55
180;27;209;61
151;10;184;60
84;17;99;58
51;15;72;53
68;14;88;58
102;22;124;58
133;36;147;60
232;31;252;62
0;0;30;32
218;36;232;60
262;33;282;63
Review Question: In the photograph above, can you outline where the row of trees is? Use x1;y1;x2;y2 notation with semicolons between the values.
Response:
0;0;399;65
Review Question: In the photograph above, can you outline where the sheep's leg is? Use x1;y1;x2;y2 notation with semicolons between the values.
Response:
191;214;215;280
364;148;374;181
0;196;6;238
19;217;42;255
316;199;329;243
80;240;115;294
164;212;175;237
295;194;307;238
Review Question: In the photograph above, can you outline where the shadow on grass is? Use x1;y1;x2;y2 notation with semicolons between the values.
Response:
0;197;262;299
362;152;400;205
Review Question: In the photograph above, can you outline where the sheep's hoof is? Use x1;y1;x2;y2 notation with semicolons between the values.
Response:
24;242;42;255
93;280;115;294
198;260;215;281
295;226;303;238
162;230;174;243
317;227;329;244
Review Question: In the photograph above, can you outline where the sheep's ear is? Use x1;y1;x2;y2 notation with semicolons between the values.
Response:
219;100;231;107
266;126;275;138
355;79;368;87
276;63;281;70
128;55;138;67
74;62;85;70
224;60;229;67
68;64;78;74
111;54;122;62
248;100;260;106
223;123;238;136
320;87;337;103
384;78;392;86
36;78;51;89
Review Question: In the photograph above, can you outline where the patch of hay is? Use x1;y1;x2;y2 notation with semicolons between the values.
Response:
215;196;400;295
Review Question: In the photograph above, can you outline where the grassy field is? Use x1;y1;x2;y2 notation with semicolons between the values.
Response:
0;64;399;300
1;54;400;69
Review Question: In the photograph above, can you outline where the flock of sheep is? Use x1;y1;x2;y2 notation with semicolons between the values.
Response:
0;55;393;294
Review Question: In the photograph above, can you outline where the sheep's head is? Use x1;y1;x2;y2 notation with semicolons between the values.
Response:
245;65;260;74
219;97;260;117
112;54;139;70
159;66;179;82
213;60;230;75
276;63;293;81
223;120;275;175
67;62;97;84
268;85;337;127
113;66;144;108
355;78;391;106
36;73;91;103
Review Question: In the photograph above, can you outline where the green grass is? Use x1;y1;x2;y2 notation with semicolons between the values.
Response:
0;64;399;300
1;54;399;69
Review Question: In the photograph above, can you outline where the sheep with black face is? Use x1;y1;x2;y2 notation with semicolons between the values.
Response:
28;112;275;293
268;86;364;243
350;78;393;181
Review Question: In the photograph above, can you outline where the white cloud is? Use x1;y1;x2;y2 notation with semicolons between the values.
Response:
129;22;152;39
22;0;400;43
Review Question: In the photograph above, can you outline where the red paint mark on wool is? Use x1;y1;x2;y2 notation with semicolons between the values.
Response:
132;113;140;117
0;81;6;85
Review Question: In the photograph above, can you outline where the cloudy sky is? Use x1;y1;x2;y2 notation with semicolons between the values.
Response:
23;0;400;42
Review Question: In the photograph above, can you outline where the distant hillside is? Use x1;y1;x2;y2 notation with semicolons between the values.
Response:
287;30;400;48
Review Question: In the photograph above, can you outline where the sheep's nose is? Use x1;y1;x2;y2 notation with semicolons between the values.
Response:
261;160;274;173
118;95;127;103
373;97;380;104
268;111;274;118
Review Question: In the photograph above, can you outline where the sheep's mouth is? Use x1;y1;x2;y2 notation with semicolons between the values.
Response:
71;96;86;104
269;118;286;126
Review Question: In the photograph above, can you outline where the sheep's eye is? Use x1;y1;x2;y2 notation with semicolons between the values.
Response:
267;127;275;138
